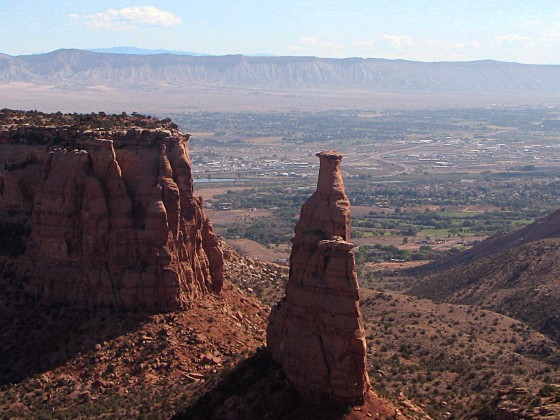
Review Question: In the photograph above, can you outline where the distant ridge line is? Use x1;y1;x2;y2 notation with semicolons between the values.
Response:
1;48;560;95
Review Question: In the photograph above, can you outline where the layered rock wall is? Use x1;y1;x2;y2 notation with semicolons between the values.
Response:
0;124;223;311
267;151;370;406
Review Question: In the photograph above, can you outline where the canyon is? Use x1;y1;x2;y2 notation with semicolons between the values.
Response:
1;110;558;418
1;111;396;418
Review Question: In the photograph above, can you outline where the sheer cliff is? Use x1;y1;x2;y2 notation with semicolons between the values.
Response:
0;111;223;311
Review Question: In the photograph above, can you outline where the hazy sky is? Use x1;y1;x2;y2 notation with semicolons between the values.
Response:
2;0;560;63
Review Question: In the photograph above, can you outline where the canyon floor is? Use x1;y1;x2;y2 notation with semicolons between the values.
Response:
227;251;560;419
0;111;558;418
0;250;421;419
1;241;559;419
0;281;267;418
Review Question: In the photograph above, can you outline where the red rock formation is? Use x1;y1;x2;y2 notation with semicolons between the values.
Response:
0;123;223;311
267;150;371;406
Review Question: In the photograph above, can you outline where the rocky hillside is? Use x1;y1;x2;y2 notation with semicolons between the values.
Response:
2;111;556;418
410;206;560;345
419;206;560;272
2;49;560;95
226;259;560;418
411;238;560;346
360;289;560;418
0;253;269;418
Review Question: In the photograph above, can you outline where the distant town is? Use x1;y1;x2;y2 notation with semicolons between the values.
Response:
165;108;560;263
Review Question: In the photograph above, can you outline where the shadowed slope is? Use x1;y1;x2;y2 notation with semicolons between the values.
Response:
409;205;560;344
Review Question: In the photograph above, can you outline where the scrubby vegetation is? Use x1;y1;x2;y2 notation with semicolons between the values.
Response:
0;109;178;132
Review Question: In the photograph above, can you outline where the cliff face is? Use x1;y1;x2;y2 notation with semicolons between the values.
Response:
0;118;223;311
267;151;370;406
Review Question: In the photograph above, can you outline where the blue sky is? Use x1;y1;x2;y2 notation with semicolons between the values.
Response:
2;0;560;63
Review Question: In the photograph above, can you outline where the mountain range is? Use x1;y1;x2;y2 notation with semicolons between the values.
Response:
87;47;208;56
2;48;560;94
2;49;560;112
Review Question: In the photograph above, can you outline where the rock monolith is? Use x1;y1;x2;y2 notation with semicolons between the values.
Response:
267;150;370;406
0;113;223;311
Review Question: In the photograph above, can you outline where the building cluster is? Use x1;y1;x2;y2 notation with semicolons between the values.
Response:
192;146;319;180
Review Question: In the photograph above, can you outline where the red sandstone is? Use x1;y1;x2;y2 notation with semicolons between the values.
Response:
0;125;223;311
267;150;371;406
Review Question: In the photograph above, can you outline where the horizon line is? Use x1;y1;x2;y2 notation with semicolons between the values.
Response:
1;47;555;67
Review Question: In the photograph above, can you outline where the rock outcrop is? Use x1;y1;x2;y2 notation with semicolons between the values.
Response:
267;150;370;406
0;112;223;311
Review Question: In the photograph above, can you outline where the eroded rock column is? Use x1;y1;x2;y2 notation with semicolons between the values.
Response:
267;150;370;406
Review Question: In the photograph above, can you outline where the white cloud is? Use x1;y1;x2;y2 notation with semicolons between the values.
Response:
539;30;560;46
299;37;341;49
368;36;485;62
494;34;534;47
379;34;414;49
449;41;482;50
467;41;482;50
354;39;376;48
75;6;182;30
377;35;480;53
289;37;343;55
422;40;446;49
521;19;540;28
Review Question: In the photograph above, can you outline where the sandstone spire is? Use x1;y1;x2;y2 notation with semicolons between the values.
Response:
267;150;370;406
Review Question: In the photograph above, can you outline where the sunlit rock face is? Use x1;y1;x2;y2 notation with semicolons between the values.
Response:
267;150;370;406
0;124;223;311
